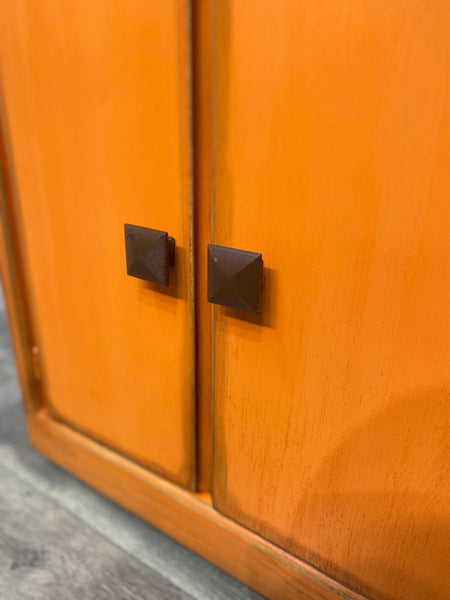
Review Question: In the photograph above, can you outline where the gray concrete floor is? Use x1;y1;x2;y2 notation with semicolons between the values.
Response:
0;284;263;600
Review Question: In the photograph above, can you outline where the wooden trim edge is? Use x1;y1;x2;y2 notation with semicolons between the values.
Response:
0;124;40;417
28;412;367;600
192;0;214;492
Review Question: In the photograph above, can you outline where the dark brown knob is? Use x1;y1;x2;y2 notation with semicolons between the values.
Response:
124;224;175;286
207;244;263;314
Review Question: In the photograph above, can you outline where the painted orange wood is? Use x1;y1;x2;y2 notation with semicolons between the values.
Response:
192;0;214;491
0;0;194;487
0;129;40;418
212;2;450;599
27;412;367;600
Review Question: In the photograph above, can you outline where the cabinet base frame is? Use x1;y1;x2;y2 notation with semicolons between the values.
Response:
27;411;365;600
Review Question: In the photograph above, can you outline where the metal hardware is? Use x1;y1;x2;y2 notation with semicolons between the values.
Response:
124;224;175;286
207;244;263;314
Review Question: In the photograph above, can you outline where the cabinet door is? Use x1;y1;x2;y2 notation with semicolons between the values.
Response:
212;2;450;599
0;1;195;488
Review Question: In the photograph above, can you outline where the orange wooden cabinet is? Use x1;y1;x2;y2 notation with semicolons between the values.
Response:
0;2;449;600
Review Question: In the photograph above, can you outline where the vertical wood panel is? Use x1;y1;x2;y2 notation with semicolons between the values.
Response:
0;0;194;487
212;1;450;598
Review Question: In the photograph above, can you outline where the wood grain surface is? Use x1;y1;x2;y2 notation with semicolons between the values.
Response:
212;2;450;599
0;0;195;487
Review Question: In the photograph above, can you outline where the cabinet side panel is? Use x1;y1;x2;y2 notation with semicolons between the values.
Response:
0;127;40;416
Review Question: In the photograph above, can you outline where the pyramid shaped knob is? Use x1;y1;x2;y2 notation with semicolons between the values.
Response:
207;244;263;314
124;224;175;286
